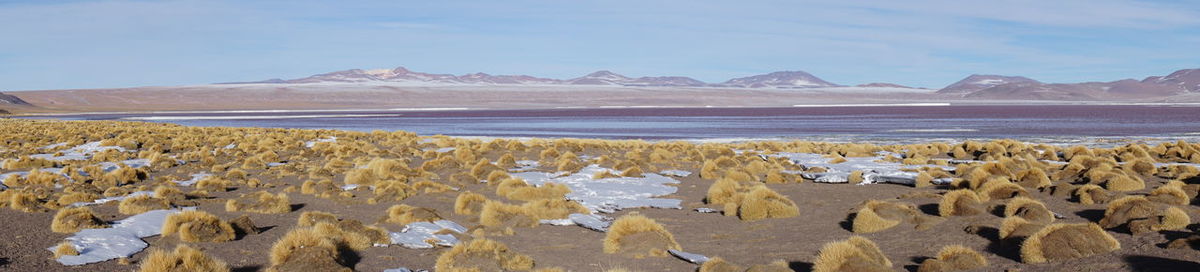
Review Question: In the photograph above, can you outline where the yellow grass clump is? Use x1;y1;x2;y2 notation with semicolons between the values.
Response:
603;213;681;258
1020;223;1119;264
505;182;571;201
434;238;535;271
118;194;170;215
51;206;105;233
1098;196;1157;229
706;178;743;205
386;204;443;225
812;236;892;272
138;244;229;272
1148;182;1191;205
1003;197;1055;225
850;200;940;233
939;190;984;217
479;201;538;231
1073;184;1113;205
53;242;79;258
732;186;799;221
267;227;353;272
225;191;291;214
999;216;1044;240
917;245;987;272
454;191;489;215
522;199;589;220
161;210;236;243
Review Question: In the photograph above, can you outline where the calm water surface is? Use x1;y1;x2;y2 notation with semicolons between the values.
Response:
19;105;1200;142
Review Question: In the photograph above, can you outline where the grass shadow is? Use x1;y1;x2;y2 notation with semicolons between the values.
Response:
788;261;813;272
1124;255;1200;271
1075;209;1104;222
917;203;939;216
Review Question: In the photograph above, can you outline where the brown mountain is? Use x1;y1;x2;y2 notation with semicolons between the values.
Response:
943;69;1198;100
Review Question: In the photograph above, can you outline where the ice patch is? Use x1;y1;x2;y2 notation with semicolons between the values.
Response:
388;220;467;249
173;173;211;187
30;141;127;161
775;152;955;185
305;136;337;148
695;208;719;213
568;213;612;232
669;249;710;264
50;208;191;266
509;160;540;172
423;147;455;153
659;170;692;177
71;191;154;207
96;159;151;172
510;164;682;213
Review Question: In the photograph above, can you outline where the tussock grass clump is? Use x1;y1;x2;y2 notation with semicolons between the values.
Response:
297;211;339;227
138;244;230;272
698;256;744;272
9;191;47;212
386;204;443;225
1004;197;1055;225
705;178;742;205
161;210;236;243
1104;173;1145;192
976;180;1027;201
1098;196;1157;229
51;206;105;233
1014;168;1051;189
118;194;170;215
373;180;415;201
413;180;454;193
939;190;984;217
522;199;589;220
454;191;489;215
733;186;800;221
310;221;389;250
496;177;569;201
852;200;941;233
603;213;681;258
1148;182;1191;205
54;242;79;258
267;227;354;272
1072;184;1112;205
812;236;892;272
194;177;232;194
917;245;987;272
480;201;538;232
999;216;1044;240
1020;223;1119;264
434;238;535;271
225;191;291;214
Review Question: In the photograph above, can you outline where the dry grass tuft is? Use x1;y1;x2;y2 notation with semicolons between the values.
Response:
118;194;170;215
225;191;291;214
434;238;535;271
53;242;79;258
161;210;236;243
267;227;353;272
1003;197;1055;225
917;245;987;272
939;190;984;217
603;213;681;258
812;236;892;272
51;206;105;233
1020;223;1119;264
138;244;229;272
454;191;489;215
386;204;443;225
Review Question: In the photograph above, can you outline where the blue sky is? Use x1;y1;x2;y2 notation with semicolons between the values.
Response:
1;0;1198;90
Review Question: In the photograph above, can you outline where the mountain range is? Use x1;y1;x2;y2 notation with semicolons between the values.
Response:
229;67;845;89
3;66;1199;113
233;66;1200;100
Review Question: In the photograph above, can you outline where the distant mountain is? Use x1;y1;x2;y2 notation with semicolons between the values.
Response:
233;66;834;89
717;71;840;88
947;69;1198;100
937;74;1040;94
0;92;31;106
856;83;916;88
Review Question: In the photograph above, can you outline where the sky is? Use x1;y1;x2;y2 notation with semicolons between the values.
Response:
1;0;1198;91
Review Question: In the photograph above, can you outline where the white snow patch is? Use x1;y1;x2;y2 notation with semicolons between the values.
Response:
49;208;192;266
510;165;682;213
774;152;954;185
659;170;692;177
30;141;128;161
568;213;612;232
305;136;337;148
669;249;710;264
71;191;154;207
173;173;212;186
387;220;467;249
